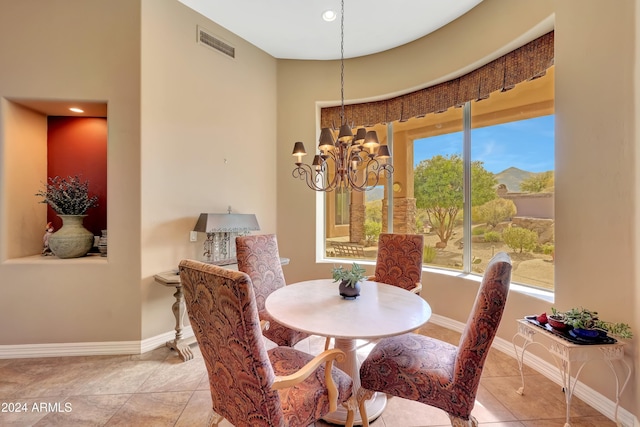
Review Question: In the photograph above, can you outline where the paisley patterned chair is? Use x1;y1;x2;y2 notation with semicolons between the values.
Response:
236;234;310;347
369;233;424;294
179;260;355;427
358;252;512;427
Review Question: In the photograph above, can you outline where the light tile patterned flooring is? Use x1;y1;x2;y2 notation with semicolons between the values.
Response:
0;323;615;426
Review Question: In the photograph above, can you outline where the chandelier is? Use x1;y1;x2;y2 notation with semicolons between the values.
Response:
291;0;393;192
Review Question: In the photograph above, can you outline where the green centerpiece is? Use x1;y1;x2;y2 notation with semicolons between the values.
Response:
36;175;99;259
332;262;366;299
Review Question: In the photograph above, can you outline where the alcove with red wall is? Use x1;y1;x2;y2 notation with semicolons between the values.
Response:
46;116;107;237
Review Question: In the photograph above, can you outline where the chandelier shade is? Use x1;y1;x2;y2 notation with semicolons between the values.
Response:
290;0;393;192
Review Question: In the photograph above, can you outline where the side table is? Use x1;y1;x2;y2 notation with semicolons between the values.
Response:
154;270;198;361
512;319;631;427
154;257;289;361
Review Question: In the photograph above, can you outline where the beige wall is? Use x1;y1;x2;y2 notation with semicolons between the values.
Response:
277;0;638;416
0;0;278;345
139;0;278;339
0;0;142;343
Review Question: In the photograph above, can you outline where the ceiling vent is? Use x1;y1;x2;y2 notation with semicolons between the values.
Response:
197;25;235;59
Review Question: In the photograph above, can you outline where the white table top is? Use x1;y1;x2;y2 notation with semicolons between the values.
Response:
265;279;432;340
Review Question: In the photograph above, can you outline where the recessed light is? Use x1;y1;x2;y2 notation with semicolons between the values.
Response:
322;9;337;22
69;107;84;113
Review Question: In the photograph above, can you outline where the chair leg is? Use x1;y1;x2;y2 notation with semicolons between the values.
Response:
207;410;225;427
357;388;374;427
448;413;478;427
343;397;356;427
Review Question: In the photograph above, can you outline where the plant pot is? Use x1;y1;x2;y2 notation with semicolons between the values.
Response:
548;315;572;331
48;215;94;259
572;328;601;340
339;280;361;299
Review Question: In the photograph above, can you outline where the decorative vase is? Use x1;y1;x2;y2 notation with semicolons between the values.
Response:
339;280;361;299
48;215;94;259
98;229;108;257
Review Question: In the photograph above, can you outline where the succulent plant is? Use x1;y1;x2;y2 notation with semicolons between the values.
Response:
331;263;366;288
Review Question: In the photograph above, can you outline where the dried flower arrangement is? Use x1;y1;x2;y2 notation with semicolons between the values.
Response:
35;175;99;215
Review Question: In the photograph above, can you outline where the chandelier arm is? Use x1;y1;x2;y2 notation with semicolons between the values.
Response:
293;164;330;192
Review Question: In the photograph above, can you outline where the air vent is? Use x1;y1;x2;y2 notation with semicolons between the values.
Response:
197;25;235;59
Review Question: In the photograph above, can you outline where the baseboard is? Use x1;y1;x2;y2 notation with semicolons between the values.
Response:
0;327;195;359
0;340;140;358
430;314;636;427
139;326;195;354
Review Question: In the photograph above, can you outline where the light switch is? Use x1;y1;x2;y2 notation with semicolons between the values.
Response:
190;231;198;242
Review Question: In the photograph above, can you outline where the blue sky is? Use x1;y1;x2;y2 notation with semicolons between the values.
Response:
413;115;555;173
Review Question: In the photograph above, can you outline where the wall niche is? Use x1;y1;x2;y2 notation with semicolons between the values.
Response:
1;98;107;260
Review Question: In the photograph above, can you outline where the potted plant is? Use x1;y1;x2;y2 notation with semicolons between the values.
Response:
551;307;633;339
35;175;99;258
332;262;366;299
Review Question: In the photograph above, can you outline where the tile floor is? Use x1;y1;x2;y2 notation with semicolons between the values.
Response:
0;323;616;426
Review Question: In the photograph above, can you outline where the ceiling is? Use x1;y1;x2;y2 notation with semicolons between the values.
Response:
178;0;484;60
13;1;483;117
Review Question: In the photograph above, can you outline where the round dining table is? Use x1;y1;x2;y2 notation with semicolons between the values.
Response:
265;279;432;425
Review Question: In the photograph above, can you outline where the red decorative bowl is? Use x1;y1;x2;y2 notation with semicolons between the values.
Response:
548;315;572;331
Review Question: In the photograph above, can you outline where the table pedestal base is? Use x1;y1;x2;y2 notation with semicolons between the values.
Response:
322;392;386;426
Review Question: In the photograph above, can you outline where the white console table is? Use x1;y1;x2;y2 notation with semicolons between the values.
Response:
512;319;631;427
154;257;289;362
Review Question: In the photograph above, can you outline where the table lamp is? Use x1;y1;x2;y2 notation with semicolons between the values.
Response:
193;212;260;264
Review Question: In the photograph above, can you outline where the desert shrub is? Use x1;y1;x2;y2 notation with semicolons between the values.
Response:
472;226;486;236
483;231;501;242
502;226;538;253
423;245;436;263
364;220;382;246
475;198;517;228
542;243;555;255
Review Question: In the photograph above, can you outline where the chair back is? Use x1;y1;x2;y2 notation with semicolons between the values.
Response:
179;260;284;426
453;252;512;397
236;234;286;311
374;233;424;291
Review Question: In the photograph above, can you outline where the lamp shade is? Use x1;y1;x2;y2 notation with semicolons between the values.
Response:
377;145;391;159
318;128;336;152
337;124;353;143
193;213;260;233
292;142;307;164
363;130;380;149
353;127;367;144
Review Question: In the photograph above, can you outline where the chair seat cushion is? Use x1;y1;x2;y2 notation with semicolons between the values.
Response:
269;346;353;426
261;309;310;347
360;333;474;418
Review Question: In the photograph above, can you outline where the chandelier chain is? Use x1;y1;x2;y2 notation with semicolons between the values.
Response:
290;0;394;192
340;0;345;124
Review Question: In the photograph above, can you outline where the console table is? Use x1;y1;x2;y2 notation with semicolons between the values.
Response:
512;319;631;427
154;257;289;361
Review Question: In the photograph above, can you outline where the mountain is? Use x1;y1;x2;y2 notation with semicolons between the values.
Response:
494;167;536;192
365;186;385;201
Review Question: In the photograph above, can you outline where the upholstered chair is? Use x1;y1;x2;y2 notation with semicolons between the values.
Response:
179;260;355;427
236;234;310;347
369;233;424;294
325;233;425;351
358;252;512;427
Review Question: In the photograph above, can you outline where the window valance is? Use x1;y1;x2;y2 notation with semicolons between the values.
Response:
320;31;554;128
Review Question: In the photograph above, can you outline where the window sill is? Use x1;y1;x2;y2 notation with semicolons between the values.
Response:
318;259;554;303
